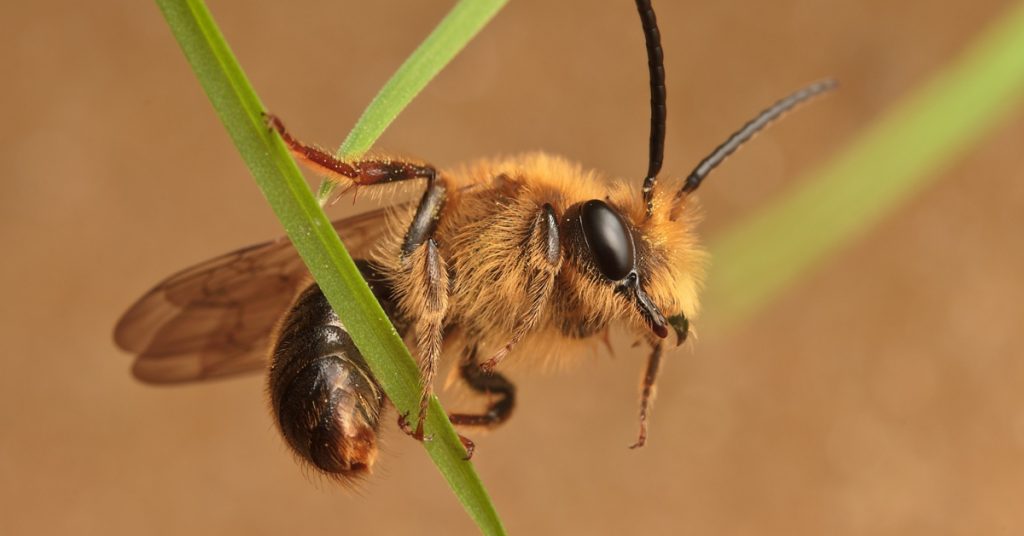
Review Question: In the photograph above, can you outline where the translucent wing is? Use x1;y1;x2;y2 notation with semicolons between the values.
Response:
114;208;394;384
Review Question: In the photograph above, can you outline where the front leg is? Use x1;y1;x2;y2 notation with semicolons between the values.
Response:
480;203;562;372
630;342;663;449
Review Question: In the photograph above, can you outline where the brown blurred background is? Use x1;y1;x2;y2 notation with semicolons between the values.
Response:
3;0;1023;534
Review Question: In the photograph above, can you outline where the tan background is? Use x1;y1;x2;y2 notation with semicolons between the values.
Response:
3;0;1023;534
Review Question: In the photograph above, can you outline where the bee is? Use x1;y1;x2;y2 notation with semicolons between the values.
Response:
114;0;834;482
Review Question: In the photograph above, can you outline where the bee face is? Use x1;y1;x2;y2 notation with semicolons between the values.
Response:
563;198;670;340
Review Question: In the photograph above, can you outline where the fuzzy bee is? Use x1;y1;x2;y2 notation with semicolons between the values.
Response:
114;0;834;481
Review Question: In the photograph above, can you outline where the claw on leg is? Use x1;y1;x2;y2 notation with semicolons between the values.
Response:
629;423;648;450
397;412;432;442
479;349;507;375
397;412;475;460
458;434;476;460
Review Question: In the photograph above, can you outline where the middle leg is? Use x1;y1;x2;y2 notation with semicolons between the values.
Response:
449;347;518;428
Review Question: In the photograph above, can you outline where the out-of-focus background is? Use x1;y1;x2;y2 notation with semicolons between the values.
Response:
3;0;1023;534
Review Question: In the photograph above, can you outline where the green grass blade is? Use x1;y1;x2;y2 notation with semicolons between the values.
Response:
707;1;1024;327
154;1;506;534
317;0;508;202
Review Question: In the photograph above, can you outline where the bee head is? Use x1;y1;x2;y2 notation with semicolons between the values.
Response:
564;198;689;344
621;0;834;347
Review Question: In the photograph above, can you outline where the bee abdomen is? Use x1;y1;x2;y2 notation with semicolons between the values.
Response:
268;281;386;479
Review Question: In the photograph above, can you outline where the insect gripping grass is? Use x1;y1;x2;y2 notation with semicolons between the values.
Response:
117;0;834;482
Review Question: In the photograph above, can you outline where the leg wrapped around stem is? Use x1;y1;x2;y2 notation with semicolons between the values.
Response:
404;239;449;438
266;113;437;192
266;112;457;449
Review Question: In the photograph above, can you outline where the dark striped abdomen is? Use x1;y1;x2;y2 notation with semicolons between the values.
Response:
267;277;387;480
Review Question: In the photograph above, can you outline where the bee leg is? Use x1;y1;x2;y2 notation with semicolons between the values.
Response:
449;347;517;429
268;114;453;434
397;238;450;441
396;411;432;441
630;342;663;449
267;115;461;449
480;204;562;373
458;436;476;460
400;411;476;460
388;155;455;435
266;113;441;196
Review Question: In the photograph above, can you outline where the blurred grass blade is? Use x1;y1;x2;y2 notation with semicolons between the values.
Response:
154;1;506;534
318;0;507;202
707;1;1024;327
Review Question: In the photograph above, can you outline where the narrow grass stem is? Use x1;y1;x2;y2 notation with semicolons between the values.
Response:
154;1;507;534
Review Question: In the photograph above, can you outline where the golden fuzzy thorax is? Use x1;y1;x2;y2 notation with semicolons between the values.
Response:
374;152;706;369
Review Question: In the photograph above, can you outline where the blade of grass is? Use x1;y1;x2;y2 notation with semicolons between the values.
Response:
706;1;1024;328
317;0;507;202
154;1;506;534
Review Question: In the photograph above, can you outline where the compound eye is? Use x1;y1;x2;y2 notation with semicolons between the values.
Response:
579;199;635;281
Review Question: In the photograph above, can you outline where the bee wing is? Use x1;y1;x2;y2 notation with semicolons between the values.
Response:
114;208;394;384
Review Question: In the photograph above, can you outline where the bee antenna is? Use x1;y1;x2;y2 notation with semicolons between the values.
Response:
677;79;838;198
636;0;666;218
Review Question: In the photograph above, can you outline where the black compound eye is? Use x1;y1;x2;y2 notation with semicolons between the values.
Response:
579;199;635;281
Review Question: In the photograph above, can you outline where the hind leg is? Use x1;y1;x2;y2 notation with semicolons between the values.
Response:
268;114;452;441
